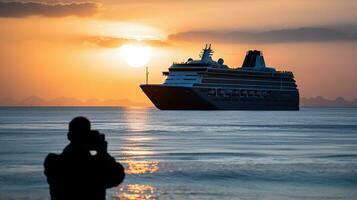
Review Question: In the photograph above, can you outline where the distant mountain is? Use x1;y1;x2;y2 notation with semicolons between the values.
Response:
300;96;357;107
47;97;83;106
0;97;18;106
20;96;47;106
0;96;150;107
0;96;356;107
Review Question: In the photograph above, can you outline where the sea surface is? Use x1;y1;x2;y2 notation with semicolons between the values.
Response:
0;107;357;200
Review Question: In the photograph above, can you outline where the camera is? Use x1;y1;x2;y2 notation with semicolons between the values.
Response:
84;130;106;150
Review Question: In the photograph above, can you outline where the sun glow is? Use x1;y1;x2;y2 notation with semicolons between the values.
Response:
120;44;151;67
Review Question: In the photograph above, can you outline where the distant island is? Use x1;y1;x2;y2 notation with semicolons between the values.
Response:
0;96;149;107
300;96;357;107
0;96;356;107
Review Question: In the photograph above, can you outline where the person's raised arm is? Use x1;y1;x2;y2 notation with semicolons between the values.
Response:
95;136;125;188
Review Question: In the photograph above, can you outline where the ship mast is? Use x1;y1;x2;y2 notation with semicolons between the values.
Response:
146;66;149;85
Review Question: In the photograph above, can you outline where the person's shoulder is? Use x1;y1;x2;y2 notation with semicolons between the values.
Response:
44;153;62;168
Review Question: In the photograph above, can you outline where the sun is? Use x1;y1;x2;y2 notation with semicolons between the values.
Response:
120;44;151;67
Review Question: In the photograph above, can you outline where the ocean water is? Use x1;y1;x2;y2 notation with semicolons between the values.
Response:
0;107;357;200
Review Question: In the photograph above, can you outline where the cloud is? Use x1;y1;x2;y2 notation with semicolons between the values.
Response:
0;1;99;17
168;27;357;44
82;36;170;48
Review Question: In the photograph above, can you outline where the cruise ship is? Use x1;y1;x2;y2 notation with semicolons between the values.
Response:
140;45;299;110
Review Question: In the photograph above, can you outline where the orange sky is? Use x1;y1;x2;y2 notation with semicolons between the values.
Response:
1;0;357;106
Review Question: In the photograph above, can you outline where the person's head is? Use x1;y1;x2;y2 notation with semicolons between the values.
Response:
67;116;91;144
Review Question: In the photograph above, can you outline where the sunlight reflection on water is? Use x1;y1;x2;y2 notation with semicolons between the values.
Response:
114;110;159;199
123;160;159;175
114;184;157;200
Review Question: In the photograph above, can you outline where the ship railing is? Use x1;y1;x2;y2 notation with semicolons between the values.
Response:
173;61;188;64
276;70;293;74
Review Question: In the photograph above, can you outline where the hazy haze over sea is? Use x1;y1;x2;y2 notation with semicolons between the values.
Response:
0;107;357;200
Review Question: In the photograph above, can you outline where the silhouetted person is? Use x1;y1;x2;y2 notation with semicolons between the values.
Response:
44;116;125;200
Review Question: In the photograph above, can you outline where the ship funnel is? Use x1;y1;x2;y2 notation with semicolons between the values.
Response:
200;44;214;63
242;50;266;69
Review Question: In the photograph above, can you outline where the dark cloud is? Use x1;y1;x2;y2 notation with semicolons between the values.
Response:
0;1;99;17
82;36;170;48
169;27;357;44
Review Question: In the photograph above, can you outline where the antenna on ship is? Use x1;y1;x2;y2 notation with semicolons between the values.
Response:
146;66;149;85
200;43;214;63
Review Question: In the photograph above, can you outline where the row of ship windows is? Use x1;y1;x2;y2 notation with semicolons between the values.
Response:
165;79;296;87
167;74;294;82
202;79;296;85
204;72;293;80
166;75;294;84
204;75;294;81
202;82;297;88
198;83;297;90
166;78;198;81
168;74;198;76
207;88;273;98
167;73;293;81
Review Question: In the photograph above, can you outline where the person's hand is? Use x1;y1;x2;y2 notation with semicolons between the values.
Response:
96;133;108;154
